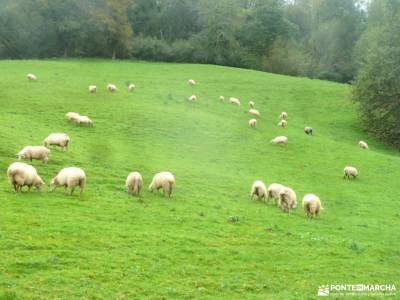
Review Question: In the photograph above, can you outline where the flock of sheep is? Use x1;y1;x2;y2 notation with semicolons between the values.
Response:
7;73;369;219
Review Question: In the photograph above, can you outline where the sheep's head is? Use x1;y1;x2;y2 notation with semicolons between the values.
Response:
35;176;44;190
50;177;57;191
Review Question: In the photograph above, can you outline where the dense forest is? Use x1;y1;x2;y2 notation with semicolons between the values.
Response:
1;0;399;147
0;0;366;82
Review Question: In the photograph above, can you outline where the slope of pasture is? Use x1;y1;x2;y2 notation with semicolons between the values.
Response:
0;60;399;299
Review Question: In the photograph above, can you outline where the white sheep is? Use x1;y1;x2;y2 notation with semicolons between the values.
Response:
17;146;50;163
271;136;288;145
250;180;267;201
188;95;197;102
126;171;143;195
302;194;323;218
66;112;80;123
149;171;175;197
43;133;70;150
27;73;37;81
278;120;287;128
267;183;285;204
188;79;196;86
280;112;288;120
249;108;260;118
249;119;257;128
128;84;135;92
107;84;117;92
343;166;358;179
50;167;86;196
359;141;368;149
7;162;44;192
229;97;241;106
249;101;255;108
77;115;93;126
89;85;97;93
278;187;297;213
304;126;313;135
219;96;225;103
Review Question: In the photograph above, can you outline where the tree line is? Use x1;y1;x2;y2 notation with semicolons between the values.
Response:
1;0;365;83
1;0;399;147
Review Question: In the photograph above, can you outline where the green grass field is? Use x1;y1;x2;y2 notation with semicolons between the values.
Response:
0;60;399;299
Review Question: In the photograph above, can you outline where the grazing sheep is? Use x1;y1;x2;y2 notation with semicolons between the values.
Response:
304;126;313;135
107;84;117;92
50;167;86;196
77;115;93;126
188;79;196;86
188;95;197;102
249;101;255;108
249;108;260;118
280;112;288;120
249;119;257;128
7;162;44;192
219;96;224;103
302;194;323;218
149;171;175;197
66;112;80;123
43;133;70;150
271;136;288;145
267;183;285;204
89;85;97;93
343;166;358;179
128;84;135;92
250;180;267;201
17;146;50;163
126;171;143;195
278;120;287;128
229;97;241;106
278;187;297;213
359;141;368;149
27;73;37;81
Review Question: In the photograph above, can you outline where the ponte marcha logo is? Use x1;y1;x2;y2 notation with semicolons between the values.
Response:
318;285;330;296
317;284;396;297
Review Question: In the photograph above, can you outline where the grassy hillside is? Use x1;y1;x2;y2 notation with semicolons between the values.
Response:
0;60;399;299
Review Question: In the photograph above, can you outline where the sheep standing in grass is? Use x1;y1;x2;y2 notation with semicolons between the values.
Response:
149;171;175;197
344;166;358;179
304;127;313;135
128;84;135;92
188;79;196;86
302;194;323;218
359;141;368;149
66;112;80;123
126;172;143;195
249;109;260;118
249;119;257;128
17;146;50;163
50;167;86;196
219;96;224;103
188;95;197;102
278;187;297;213
250;180;267;201
89;85;97;93
27;73;37;81
271;136;288;145
278;120;287;128
249;101;255;108
77;115;93;126
229;97;241;106
280;112;288;120
267;183;285;204
7;162;44;192
43;133;70;150
107;84;117;92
